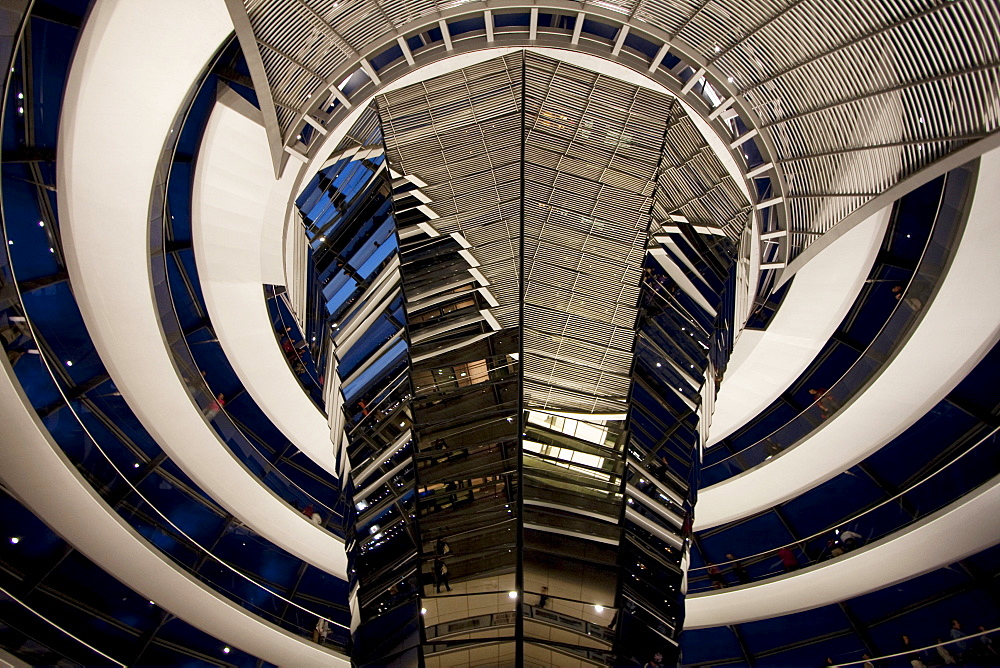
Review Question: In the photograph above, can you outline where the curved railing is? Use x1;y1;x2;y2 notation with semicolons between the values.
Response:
0;25;350;649
0;584;126;667
687;424;1000;592
832;624;1000;668
701;163;974;485
0;273;350;648
146;39;348;535
266;285;326;408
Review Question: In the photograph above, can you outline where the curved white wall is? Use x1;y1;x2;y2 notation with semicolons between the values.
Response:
709;206;890;445
696;147;1000;529
0;357;349;667
56;0;346;577
686;474;1000;628
193;85;340;479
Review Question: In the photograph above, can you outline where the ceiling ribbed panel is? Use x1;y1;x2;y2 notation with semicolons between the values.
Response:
521;51;674;414
699;0;1000;246
232;0;998;263
379;54;523;324
654;110;752;237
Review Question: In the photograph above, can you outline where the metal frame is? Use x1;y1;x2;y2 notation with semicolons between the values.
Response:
229;0;1000;291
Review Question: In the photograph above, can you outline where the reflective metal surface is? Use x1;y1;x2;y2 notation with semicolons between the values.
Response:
314;51;739;666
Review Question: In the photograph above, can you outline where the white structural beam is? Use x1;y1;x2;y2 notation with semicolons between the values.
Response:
193;85;341;480
696;146;1000;529
0;357;349;667
686;474;1000;628
708;206;890;445
57;0;347;576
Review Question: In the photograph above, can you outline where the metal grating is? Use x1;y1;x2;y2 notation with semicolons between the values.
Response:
229;0;1000;265
654;109;753;238
520;51;675;413
376;51;743;414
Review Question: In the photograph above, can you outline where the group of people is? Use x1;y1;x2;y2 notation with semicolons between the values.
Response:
706;553;752;589
297;502;323;526
900;619;998;667
433;537;452;593
824;528;864;559
276;324;307;375
819;620;998;667
705;546;804;589
705;528;865;589
779;528;865;573
808;387;841;421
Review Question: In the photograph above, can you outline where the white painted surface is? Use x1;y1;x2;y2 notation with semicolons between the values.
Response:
0;357;348;667
708;207;890;445
43;0;1000;644
686;474;1000;628
57;0;346;576
193;86;339;478
696;148;1000;530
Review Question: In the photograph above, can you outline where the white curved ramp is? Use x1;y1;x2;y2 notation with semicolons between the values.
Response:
695;147;1000;530
709;206;889;445
192;85;339;479
56;0;346;577
0;357;349;667
686;474;1000;628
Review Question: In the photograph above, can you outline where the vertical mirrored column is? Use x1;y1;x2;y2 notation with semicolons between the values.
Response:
615;216;737;664
379;53;525;668
298;109;424;666
323;50;743;667
518;51;677;668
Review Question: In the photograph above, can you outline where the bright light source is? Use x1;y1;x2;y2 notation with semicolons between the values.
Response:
9;537;20;544
421;607;427;614
594;605;604;613
38;221;44;227
133;463;140;469
222;647;231;654
508;591;518;599
65;360;73;367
